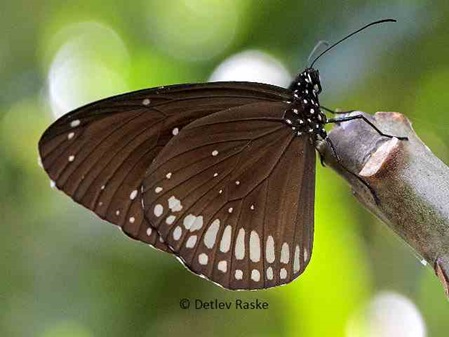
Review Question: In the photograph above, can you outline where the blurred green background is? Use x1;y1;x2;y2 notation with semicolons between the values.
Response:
1;1;448;336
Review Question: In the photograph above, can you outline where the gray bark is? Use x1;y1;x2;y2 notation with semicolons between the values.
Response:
317;111;449;297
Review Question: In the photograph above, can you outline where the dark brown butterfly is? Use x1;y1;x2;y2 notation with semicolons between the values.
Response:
38;19;395;290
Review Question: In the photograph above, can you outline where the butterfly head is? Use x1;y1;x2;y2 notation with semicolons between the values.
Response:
289;68;322;96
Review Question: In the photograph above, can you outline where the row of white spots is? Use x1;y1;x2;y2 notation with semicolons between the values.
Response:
229;268;287;281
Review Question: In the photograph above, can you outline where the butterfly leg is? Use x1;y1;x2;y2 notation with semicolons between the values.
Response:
316;146;327;167
327;114;408;141
324;137;381;205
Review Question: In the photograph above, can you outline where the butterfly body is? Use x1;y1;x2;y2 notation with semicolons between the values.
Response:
284;68;327;140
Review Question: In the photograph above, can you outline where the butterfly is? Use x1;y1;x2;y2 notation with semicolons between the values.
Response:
38;19;395;290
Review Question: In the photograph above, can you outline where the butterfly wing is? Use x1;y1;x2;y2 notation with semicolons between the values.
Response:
142;101;315;289
38;82;290;252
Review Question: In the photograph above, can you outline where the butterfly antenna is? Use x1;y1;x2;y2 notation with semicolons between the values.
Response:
310;18;396;68
307;40;330;66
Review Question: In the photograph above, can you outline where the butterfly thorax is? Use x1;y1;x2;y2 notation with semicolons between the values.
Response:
283;68;327;139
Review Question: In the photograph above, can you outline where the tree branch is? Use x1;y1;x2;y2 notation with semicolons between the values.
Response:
317;111;449;296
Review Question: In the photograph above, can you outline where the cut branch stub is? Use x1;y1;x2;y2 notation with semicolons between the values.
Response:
318;111;449;296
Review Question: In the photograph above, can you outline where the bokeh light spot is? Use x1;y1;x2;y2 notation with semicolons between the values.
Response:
47;21;130;119
209;50;291;87
146;0;245;61
347;291;426;337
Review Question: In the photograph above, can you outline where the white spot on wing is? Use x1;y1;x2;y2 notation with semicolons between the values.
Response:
173;226;182;240
166;172;172;179
166;215;176;225
281;243;290;264
183;214;203;231
129;217;135;223
235;269;243;280
212;150;218;156
280;268;287;279
70;120;80;127
154;204;163;217
129;190;138;200
217;260;227;273
172;127;179;135
142;98;151;105
204;219;220;249
198;253;208;265
185;235;197;248
251;269;260;282
266;267;273;280
168;196;182;212
68;155;75;162
155;187;163;193
266;236;275;263
67;132;75;140
220;225;232;253
146;227;152;236
235;228;245;260
294;245;300;273
249;231;261;262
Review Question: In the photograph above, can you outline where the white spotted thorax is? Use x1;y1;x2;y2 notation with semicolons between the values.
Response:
283;68;327;139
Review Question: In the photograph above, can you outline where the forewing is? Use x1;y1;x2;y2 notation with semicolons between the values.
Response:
142;101;316;289
38;82;290;252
